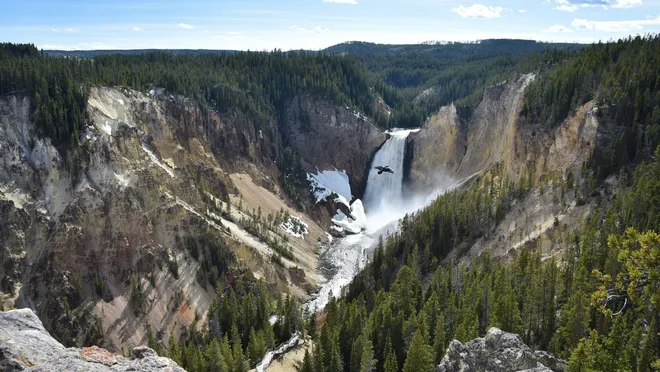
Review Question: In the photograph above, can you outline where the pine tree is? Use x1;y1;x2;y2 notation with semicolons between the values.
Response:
167;332;181;366
639;318;659;372
300;349;314;372
205;338;229;372
384;349;399;372
433;312;447;364
403;330;434;372
147;326;162;355
232;341;249;372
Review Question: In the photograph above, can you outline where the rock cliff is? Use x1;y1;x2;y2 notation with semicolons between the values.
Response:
282;95;386;197
409;73;605;188
0;86;377;352
0;308;183;371
436;328;567;372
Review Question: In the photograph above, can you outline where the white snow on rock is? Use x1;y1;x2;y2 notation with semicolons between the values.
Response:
101;122;112;136
256;332;302;372
331;199;367;234
307;170;352;207
385;127;421;136
141;144;176;178
280;215;309;238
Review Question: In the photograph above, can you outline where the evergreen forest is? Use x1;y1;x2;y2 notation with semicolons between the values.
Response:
2;35;660;371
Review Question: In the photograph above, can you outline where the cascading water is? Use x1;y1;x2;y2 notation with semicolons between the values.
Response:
363;132;408;213
305;128;420;312
260;128;438;371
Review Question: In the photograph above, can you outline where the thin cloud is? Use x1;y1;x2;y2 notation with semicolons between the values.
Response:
451;4;510;19
611;0;642;7
552;0;641;12
132;26;142;31
572;16;660;31
178;23;194;29
289;25;330;33
323;0;358;3
543;24;573;32
52;27;75;32
518;9;527;13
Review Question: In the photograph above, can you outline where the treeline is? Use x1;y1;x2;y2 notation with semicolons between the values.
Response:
0;42;383;160
309;37;660;370
308;142;660;372
330;40;583;127
524;35;660;164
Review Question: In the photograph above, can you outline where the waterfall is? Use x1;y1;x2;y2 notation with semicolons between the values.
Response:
363;129;417;215
363;135;406;212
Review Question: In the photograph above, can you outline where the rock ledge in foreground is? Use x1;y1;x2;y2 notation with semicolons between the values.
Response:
435;327;567;372
0;308;184;371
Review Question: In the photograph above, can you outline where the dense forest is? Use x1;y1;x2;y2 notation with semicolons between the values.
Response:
304;35;660;372
3;35;660;371
0;42;381;191
327;39;584;125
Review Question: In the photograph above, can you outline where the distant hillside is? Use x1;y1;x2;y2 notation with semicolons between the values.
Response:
323;39;586;58
321;39;588;127
44;49;238;58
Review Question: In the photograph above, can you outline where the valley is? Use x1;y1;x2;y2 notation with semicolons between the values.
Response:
1;34;660;372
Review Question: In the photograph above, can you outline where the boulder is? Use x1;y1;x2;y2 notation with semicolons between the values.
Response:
0;309;184;371
435;327;566;372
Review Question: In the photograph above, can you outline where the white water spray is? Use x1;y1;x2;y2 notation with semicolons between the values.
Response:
304;128;423;312
260;128;449;370
363;132;409;213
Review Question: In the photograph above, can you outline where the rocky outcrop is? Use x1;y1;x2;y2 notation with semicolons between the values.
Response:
456;74;535;178
436;328;567;372
0;87;326;351
408;103;466;192
408;73;608;193
0;308;184;371
282;95;386;197
408;75;535;191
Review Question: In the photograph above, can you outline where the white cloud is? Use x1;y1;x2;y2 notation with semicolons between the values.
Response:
552;0;642;12
571;16;660;31
39;42;116;50
52;27;75;32
178;23;194;29
611;0;642;8
451;4;509;19
543;24;573;32
323;0;358;3
518;9;527;13
132;26;142;31
289;25;330;33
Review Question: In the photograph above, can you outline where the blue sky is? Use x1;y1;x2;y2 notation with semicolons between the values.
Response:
2;0;660;50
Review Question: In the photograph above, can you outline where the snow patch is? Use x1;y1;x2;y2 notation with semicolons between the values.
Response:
331;199;367;234
280;216;309;238
518;73;536;93
113;172;130;188
101;123;112;136
307;170;352;206
386;127;421;137
256;332;302;372
141;144;176;178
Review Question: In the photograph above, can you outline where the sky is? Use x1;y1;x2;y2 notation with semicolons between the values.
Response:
2;0;660;51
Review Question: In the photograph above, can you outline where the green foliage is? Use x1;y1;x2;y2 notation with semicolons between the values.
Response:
130;274;146;315
308;140;660;372
402;330;434;372
524;35;660;165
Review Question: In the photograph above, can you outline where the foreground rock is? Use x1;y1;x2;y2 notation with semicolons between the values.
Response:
436;327;566;372
0;309;184;371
